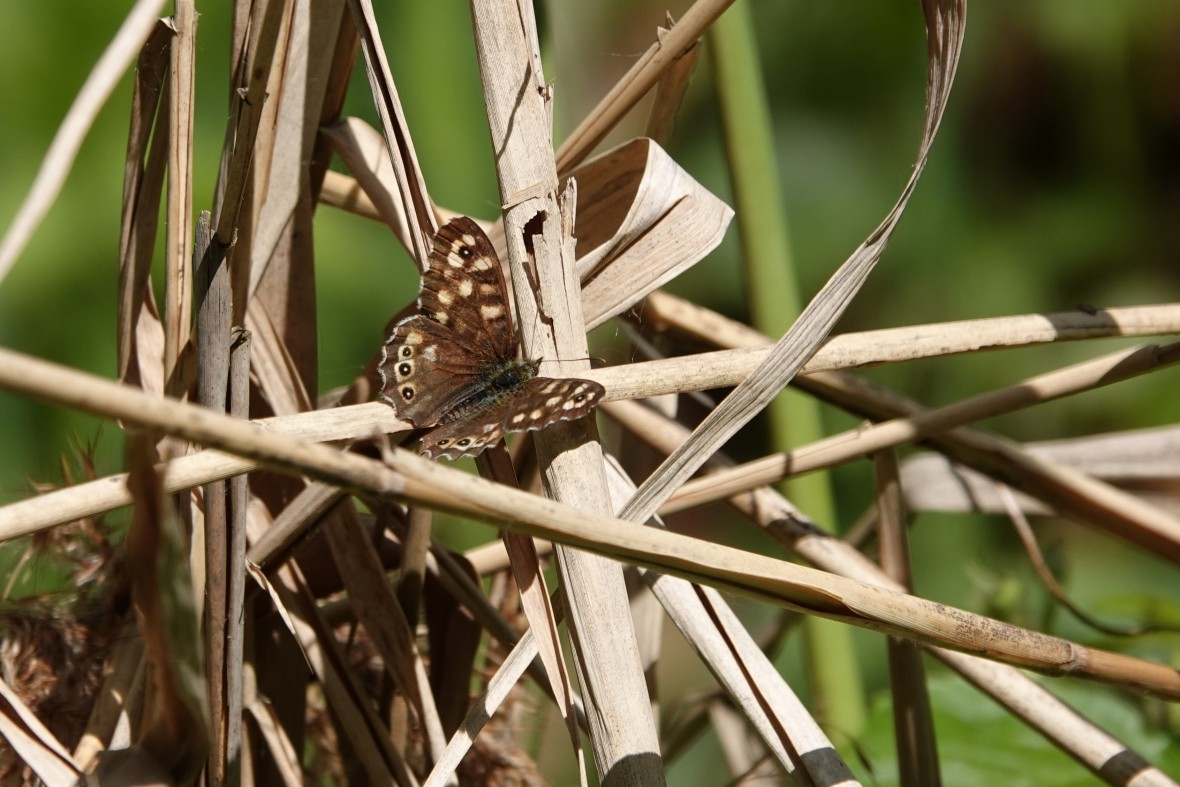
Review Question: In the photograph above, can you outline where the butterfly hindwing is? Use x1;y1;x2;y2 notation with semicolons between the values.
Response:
419;376;606;460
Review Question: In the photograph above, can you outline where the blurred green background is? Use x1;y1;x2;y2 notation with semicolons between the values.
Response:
1;1;1178;783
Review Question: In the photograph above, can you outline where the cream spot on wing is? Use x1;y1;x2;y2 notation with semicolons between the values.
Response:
562;399;582;410
511;412;527;424
404;330;423;345
471;257;492;271
435;311;449;325
529;409;544;421
545;396;562;408
437;289;454;305
421;345;437;361
540;381;560;394
446;253;465;268
461;234;477;247
457;279;474;297
480;304;504;320
479;283;497;296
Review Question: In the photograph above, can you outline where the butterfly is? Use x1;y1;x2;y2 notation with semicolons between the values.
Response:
379;217;605;460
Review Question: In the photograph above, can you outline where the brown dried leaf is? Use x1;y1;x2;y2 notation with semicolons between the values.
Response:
571;138;733;330
346;0;437;262
116;21;173;397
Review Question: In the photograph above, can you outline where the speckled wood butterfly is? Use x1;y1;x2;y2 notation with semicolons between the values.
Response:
379;217;605;460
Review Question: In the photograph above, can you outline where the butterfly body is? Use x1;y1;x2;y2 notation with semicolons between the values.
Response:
379;218;604;461
434;357;539;425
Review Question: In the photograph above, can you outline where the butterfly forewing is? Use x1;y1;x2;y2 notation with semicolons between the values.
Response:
380;217;605;460
419;217;517;362
380;218;516;426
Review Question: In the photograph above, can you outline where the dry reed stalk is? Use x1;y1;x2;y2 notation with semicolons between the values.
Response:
876;449;942;785
19;300;1179;544
660;343;1180;516
470;2;641;781
5;346;1180;704
605;361;1177;783
600;458;850;782
554;0;734;173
